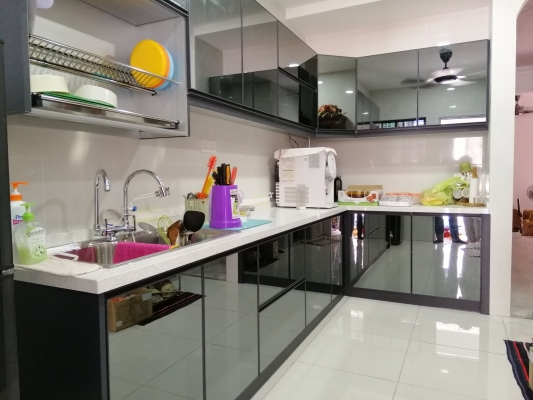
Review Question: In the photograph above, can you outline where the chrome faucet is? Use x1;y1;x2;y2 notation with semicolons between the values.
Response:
121;169;170;232
93;169;110;235
97;169;169;241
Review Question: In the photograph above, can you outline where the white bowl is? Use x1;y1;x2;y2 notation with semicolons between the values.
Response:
30;75;69;93
73;85;118;108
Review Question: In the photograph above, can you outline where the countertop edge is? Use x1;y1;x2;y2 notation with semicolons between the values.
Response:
13;205;488;294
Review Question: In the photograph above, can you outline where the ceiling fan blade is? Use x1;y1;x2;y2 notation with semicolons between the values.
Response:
401;78;418;85
428;67;464;79
447;80;475;87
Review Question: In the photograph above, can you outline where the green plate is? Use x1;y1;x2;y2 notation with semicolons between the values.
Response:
43;92;116;108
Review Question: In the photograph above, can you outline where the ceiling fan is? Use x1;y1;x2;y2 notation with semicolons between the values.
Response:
402;47;484;89
515;95;533;115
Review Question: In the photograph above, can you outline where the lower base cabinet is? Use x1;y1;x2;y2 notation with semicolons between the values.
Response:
15;216;344;400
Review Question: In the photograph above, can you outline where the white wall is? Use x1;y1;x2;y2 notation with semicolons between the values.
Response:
514;113;533;209
306;8;490;57
516;66;533;92
7;112;302;236
314;132;486;194
488;0;527;316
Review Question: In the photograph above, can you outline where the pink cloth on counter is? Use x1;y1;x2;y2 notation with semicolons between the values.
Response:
113;242;170;264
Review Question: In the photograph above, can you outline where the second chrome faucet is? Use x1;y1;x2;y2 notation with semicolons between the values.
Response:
94;169;170;241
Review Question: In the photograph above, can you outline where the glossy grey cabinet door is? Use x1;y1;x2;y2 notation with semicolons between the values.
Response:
317;55;356;130
189;0;242;103
412;215;481;300
259;282;305;371
108;265;204;400
278;22;317;88
258;235;291;303
418;41;488;126
242;0;278;114
305;220;332;323
353;214;411;293
204;252;260;400
357;50;419;130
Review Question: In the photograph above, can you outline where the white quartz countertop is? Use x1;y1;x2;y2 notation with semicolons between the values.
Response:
14;204;488;294
342;204;489;214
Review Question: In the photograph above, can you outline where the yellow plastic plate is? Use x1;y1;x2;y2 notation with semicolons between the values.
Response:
130;40;169;88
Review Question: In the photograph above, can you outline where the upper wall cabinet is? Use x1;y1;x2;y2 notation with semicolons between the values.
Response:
357;50;420;130
242;0;278;115
0;0;189;138
189;0;243;104
278;23;318;88
317;55;356;131
418;41;489;126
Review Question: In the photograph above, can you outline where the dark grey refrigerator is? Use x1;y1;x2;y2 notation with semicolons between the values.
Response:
0;39;20;400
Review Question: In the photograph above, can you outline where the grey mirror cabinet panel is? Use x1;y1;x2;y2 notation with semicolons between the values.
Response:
317;55;357;131
190;0;243;104
187;0;489;136
357;50;420;130
418;41;489;126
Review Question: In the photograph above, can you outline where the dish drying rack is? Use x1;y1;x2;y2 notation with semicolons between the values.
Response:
28;34;179;95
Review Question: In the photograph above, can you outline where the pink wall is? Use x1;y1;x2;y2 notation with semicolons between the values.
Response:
514;111;533;210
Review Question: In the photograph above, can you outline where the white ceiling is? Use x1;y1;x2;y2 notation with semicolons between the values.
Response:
260;0;489;39
517;0;533;67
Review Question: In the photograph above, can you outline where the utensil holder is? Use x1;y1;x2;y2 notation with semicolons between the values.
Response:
210;185;242;229
185;198;210;220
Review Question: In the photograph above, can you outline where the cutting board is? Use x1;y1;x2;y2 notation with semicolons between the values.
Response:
203;219;272;231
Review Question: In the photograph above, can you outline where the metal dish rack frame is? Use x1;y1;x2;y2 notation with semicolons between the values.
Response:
28;34;179;95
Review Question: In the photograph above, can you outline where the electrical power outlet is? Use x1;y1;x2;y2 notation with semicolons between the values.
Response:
201;140;217;153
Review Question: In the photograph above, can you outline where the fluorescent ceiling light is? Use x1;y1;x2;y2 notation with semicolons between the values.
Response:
363;112;369;115
450;105;457;108
318;81;323;84
346;90;354;94
288;63;299;67
447;88;455;91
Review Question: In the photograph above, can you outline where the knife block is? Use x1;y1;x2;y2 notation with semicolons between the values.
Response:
210;185;242;229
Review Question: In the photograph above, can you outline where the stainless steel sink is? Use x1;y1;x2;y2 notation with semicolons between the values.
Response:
50;228;237;268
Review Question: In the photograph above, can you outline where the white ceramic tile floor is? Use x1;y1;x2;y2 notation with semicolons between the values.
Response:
254;297;527;400
109;283;526;400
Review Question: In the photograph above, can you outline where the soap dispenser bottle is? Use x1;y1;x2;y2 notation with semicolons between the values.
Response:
10;182;29;231
15;203;47;265
10;182;29;264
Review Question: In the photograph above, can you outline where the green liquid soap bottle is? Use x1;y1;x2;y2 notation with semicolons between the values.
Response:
15;203;47;265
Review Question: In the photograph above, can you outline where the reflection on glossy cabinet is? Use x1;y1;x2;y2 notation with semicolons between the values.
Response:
108;265;205;400
189;0;242;102
305;220;333;323
352;213;411;294
418;41;489;126
318;55;356;130
412;215;482;301
278;22;317;88
357;50;419;130
259;282;305;371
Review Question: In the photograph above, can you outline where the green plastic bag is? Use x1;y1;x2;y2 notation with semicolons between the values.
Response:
420;176;468;206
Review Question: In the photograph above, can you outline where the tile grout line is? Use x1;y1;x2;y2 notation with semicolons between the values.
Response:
391;306;421;399
254;360;295;400
396;382;483;400
294;359;401;385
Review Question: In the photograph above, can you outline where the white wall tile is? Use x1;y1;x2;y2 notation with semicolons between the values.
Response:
313;132;486;194
7;111;303;236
